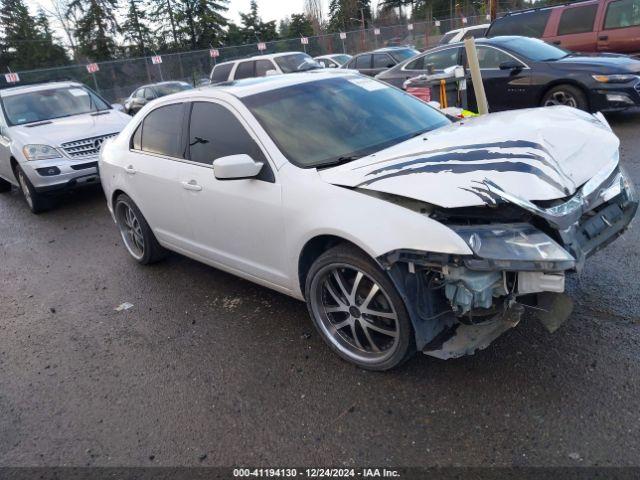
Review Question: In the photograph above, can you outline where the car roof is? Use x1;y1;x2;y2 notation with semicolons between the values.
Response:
0;81;84;97
215;51;307;67
170;70;358;100
138;81;191;89
314;54;350;60
443;23;491;35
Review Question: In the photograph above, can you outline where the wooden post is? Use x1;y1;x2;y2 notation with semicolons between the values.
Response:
464;37;489;115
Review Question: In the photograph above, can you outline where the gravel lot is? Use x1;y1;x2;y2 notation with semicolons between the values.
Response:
1;110;639;468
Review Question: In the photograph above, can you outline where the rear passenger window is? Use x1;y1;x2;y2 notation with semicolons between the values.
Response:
132;124;142;150
463;27;487;39
404;56;424;70
255;60;274;77
604;0;640;29
558;4;598;34
488;10;551;37
212;63;233;83
355;55;371;69
188;102;268;170
476;46;518;69
423;48;460;70
140;103;185;158
234;61;254;80
373;54;393;68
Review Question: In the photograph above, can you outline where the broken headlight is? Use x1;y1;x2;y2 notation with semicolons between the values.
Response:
451;223;575;271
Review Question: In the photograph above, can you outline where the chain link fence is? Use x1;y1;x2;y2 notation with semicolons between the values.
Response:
1;15;491;103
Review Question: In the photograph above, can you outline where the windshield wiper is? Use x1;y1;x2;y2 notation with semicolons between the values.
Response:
315;155;361;169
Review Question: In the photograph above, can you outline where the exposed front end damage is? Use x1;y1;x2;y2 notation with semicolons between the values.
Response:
378;163;638;360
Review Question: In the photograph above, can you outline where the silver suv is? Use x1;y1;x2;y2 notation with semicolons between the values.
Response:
0;81;131;213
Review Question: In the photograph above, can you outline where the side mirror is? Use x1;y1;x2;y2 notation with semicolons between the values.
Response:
265;69;279;76
111;103;125;112
386;63;395;68
213;154;263;180
499;60;523;72
328;63;336;68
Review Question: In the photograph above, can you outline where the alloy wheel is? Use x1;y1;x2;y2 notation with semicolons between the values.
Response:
544;91;578;108
311;264;400;364
116;202;145;260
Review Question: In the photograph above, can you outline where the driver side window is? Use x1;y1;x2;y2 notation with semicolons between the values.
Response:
476;46;521;69
187;102;274;182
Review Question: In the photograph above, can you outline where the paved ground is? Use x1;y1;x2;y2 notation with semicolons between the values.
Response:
1;111;640;468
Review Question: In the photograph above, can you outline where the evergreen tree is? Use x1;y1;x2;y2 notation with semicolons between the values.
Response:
237;0;278;43
122;0;151;56
0;0;69;71
327;0;371;32
176;0;229;49
278;16;291;39
288;13;314;38
67;0;119;61
149;0;180;49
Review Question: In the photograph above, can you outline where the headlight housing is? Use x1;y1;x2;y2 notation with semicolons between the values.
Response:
592;74;638;83
22;144;62;161
451;223;575;271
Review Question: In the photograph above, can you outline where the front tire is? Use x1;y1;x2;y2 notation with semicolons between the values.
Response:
15;165;52;213
305;244;415;371
0;176;11;193
114;193;166;264
541;84;588;111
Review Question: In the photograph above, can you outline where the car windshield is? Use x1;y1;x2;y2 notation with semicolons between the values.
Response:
242;76;450;168
155;82;192;96
2;86;110;126
332;54;352;65
497;37;570;61
388;48;420;62
274;53;321;73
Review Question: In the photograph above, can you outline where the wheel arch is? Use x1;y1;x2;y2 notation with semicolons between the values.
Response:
298;234;374;299
538;80;591;111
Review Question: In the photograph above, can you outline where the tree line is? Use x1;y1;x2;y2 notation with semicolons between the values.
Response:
0;0;560;72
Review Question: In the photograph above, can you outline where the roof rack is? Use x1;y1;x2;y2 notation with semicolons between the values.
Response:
499;0;596;17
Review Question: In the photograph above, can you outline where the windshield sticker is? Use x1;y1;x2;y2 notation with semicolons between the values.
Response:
68;88;89;97
347;77;389;92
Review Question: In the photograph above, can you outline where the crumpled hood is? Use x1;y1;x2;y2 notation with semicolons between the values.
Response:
11;110;131;146
319;106;619;209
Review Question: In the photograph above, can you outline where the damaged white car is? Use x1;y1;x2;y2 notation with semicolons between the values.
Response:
99;71;637;370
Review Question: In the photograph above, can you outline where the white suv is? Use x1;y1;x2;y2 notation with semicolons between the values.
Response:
210;52;321;84
0;81;131;213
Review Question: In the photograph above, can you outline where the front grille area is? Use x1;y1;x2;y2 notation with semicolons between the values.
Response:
61;133;118;158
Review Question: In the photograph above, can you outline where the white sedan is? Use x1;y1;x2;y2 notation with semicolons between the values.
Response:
99;71;637;370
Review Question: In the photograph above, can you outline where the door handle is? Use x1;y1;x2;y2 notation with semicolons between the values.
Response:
125;165;136;174
599;35;608;41
181;180;202;191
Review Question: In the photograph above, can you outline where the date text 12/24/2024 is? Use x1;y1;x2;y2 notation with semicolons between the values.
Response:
233;468;401;478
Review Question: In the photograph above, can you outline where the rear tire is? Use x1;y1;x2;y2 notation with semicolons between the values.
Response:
305;244;416;371
114;193;166;264
541;84;589;111
0;176;11;193
15;165;52;214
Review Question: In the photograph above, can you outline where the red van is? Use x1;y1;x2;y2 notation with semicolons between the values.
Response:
487;0;640;54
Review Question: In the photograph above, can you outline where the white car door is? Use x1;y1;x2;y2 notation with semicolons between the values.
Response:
0;112;14;182
176;100;288;288
126;102;194;248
